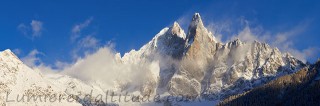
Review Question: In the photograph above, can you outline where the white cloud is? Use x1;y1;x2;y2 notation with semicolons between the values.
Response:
18;20;44;40
69;17;101;59
71;35;100;59
12;49;22;55
20;49;68;74
231;26;259;43
263;23;315;62
21;49;43;67
17;24;29;36
286;47;320;63
21;18;100;70
21;45;160;90
71;17;93;41
18;20;44;39
78;36;99;48
31;20;43;37
206;20;233;43
60;46;159;90
54;61;71;69
176;15;189;30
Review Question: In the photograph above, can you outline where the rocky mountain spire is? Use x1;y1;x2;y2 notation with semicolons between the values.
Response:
170;21;185;39
189;13;204;29
186;13;205;45
185;13;216;47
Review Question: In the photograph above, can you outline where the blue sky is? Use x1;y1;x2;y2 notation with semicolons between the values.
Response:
0;0;320;67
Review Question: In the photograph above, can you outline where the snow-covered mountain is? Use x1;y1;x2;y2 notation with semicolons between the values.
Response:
0;13;305;106
118;13;305;104
120;13;304;98
0;50;81;106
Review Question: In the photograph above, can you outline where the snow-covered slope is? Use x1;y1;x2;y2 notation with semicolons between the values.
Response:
219;59;320;106
0;50;81;106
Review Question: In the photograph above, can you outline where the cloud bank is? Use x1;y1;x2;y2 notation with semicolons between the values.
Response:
24;45;160;92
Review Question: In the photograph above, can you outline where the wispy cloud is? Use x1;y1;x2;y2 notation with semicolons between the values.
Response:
21;49;69;74
12;49;22;55
31;20;43;37
58;45;159;90
21;49;43;67
21;44;159;92
71;35;100;59
69;17;102;59
71;17;93;42
18;20;43;39
188;12;319;62
17;24;29;36
21;17;101;70
224;19;317;62
206;20;232;43
78;36;99;48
